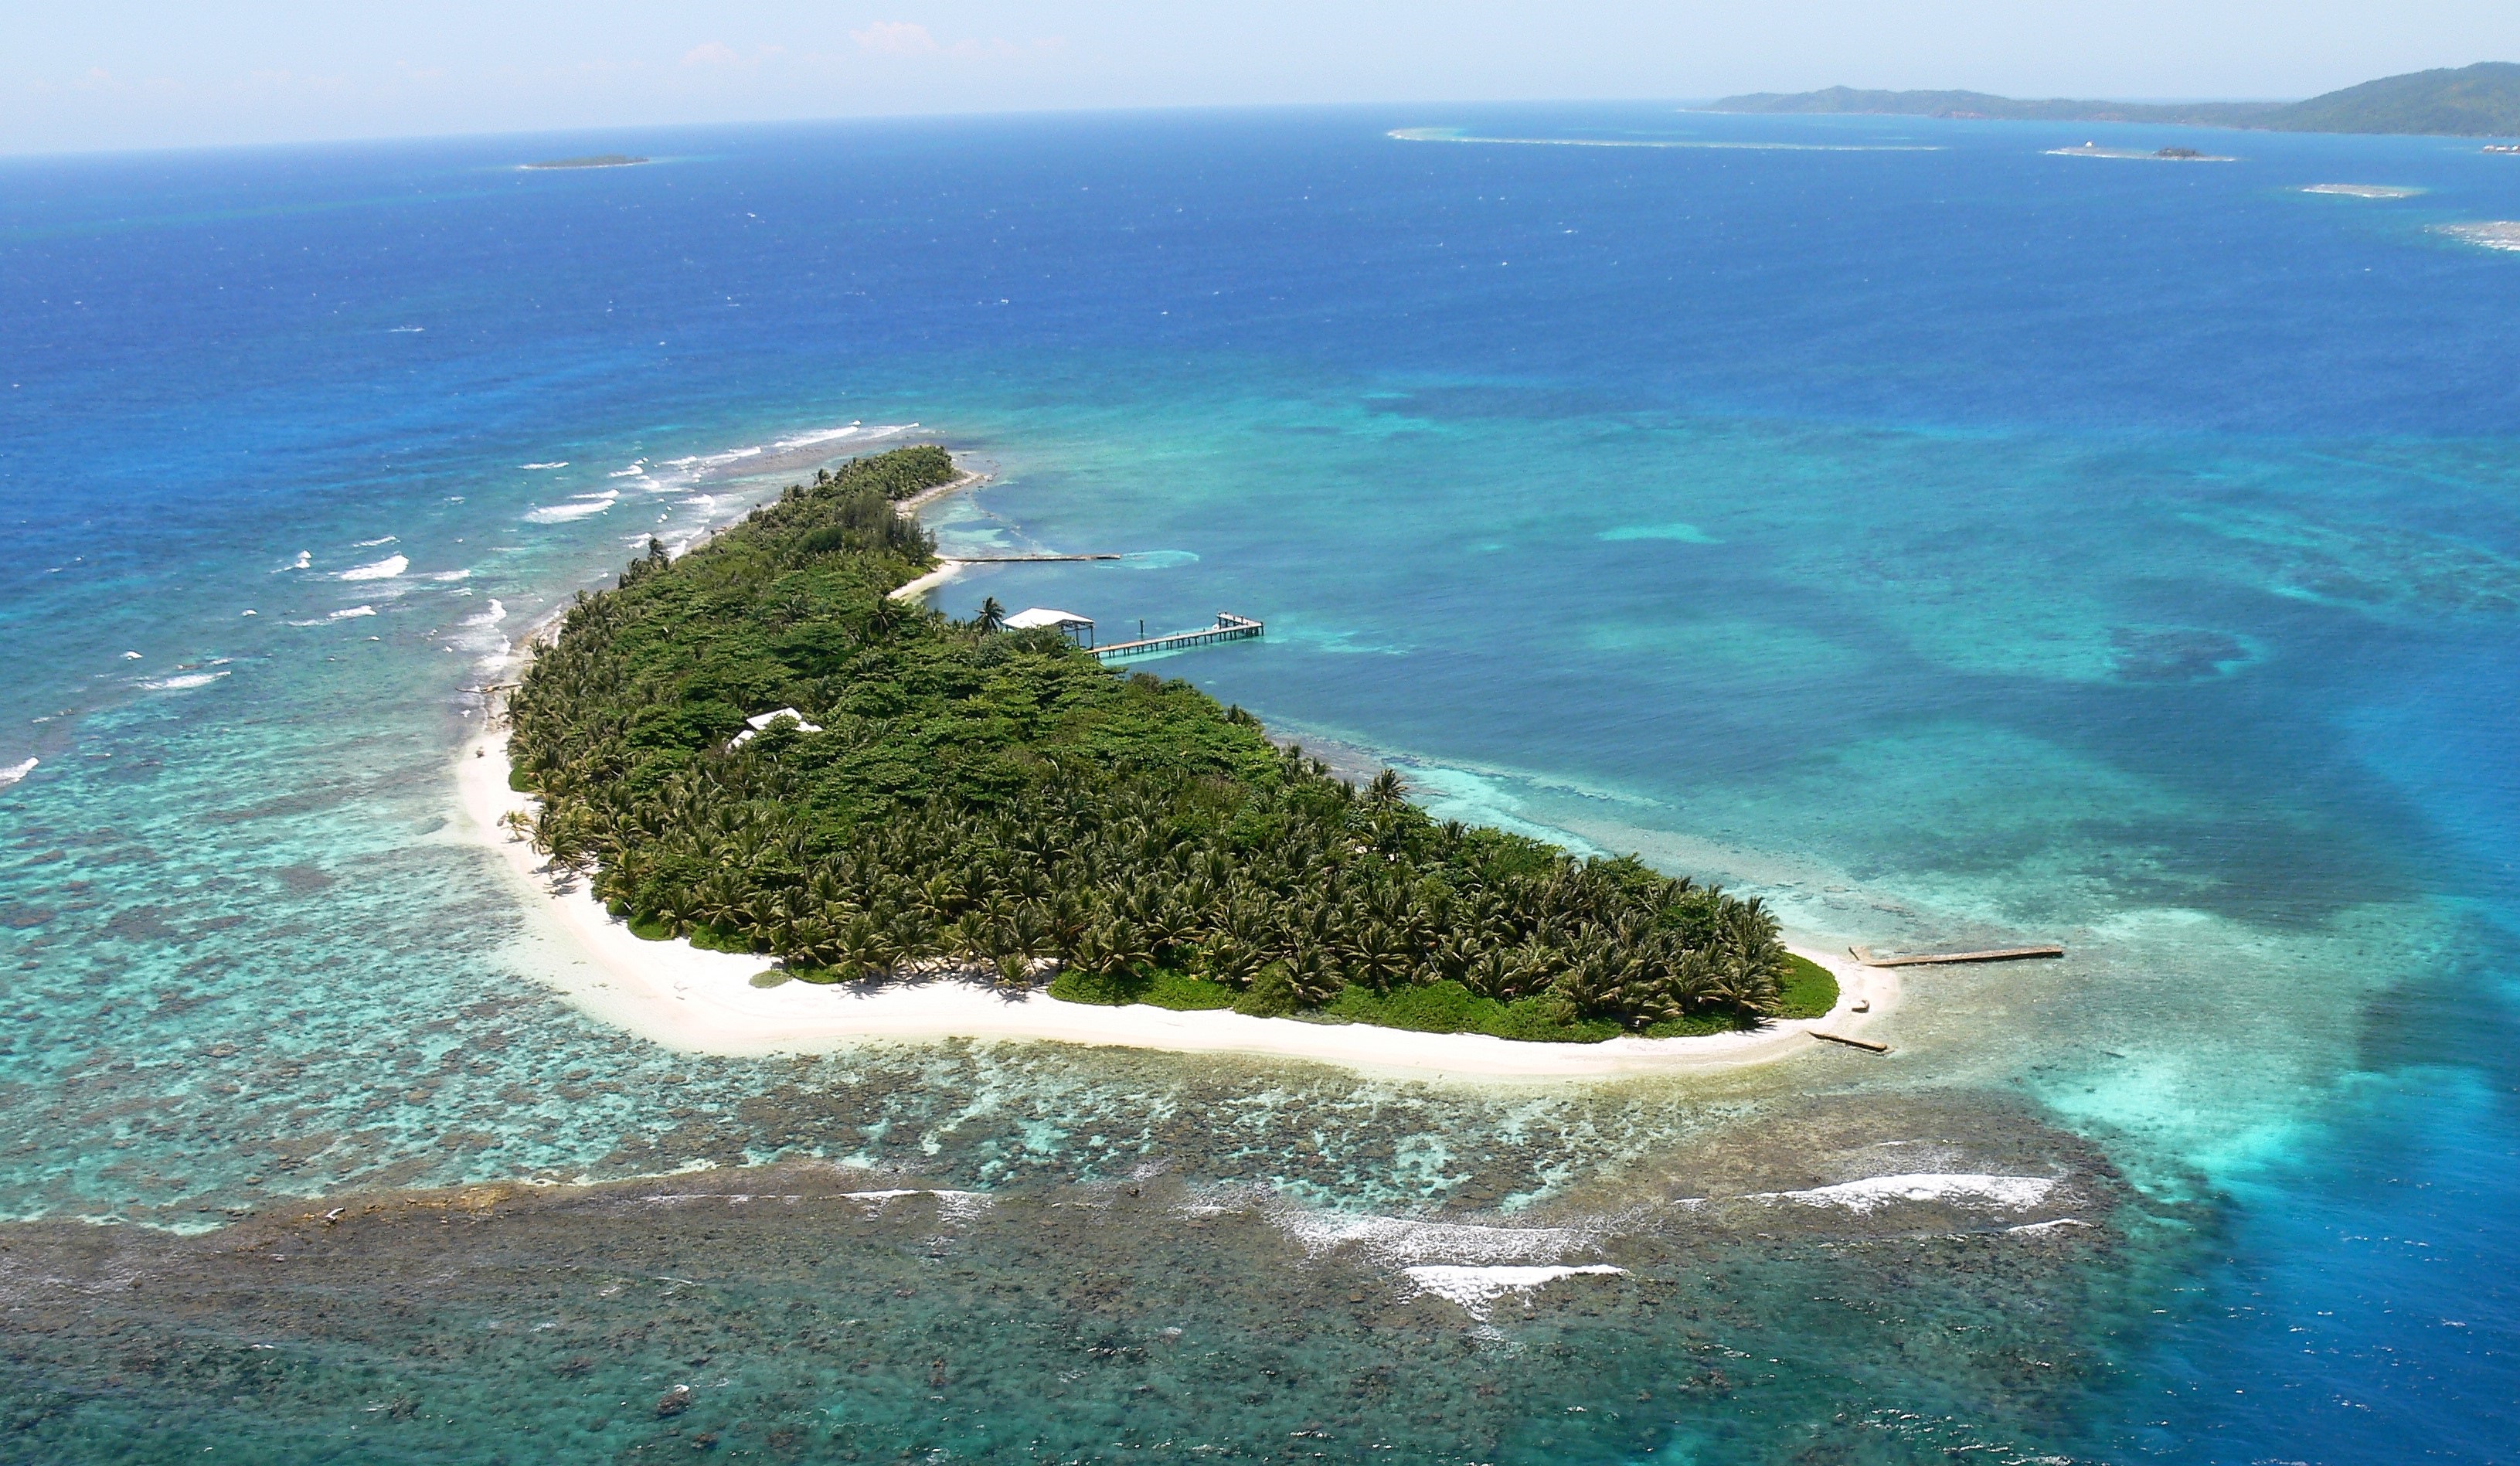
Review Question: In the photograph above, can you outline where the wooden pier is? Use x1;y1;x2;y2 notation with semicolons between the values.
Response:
1093;612;1264;661
1811;1031;1892;1054
948;553;1122;563
1849;944;2065;968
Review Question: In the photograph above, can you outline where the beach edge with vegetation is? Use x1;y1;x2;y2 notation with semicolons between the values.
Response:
464;444;1889;1073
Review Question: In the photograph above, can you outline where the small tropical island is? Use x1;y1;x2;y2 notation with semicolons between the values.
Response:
521;154;650;170
500;445;1838;1048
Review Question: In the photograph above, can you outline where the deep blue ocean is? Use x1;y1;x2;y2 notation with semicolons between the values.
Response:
2;106;2516;1462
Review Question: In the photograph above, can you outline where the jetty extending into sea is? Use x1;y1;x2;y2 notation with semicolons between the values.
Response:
1849;944;2065;967
1093;612;1265;662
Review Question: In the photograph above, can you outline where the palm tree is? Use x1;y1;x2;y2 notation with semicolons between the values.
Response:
833;914;896;983
1348;921;1412;993
974;597;1006;634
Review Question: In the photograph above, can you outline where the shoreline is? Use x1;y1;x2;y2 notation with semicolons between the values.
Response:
456;449;1898;1080
884;464;996;602
456;726;1896;1080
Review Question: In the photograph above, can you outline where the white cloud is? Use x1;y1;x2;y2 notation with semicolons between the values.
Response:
680;41;740;67
851;21;940;56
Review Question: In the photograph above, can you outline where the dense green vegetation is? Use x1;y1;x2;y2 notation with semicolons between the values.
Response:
1772;953;1839;1020
1715;62;2520;137
506;447;1797;1043
2268;63;2520;138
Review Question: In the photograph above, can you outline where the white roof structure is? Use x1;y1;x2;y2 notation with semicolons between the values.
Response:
726;707;823;750
1005;607;1093;631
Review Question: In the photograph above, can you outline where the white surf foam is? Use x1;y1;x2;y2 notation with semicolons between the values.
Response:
141;670;230;692
352;536;398;548
428;570;471;582
1748;1173;2061;1213
338;554;408;581
2005;1217;2095;1236
1270;1210;1587;1267
840;1187;995;1221
520;461;568;470
525;492;617;524
1402;1264;1627;1319
281;551;311;572
329;605;377;620
771;423;862;450
0;758;35;788
461;599;508;628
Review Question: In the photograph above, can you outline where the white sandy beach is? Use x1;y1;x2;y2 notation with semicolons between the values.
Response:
883;467;992;600
455;728;1895;1080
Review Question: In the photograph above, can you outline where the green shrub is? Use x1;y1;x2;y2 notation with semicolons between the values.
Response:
1771;954;1839;1019
1321;982;1624;1044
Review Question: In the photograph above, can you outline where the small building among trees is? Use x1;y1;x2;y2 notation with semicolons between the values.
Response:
1004;607;1096;646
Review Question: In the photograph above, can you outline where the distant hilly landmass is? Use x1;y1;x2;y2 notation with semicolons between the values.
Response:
1712;61;2520;138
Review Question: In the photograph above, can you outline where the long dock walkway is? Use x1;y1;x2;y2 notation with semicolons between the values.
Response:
951;553;1121;563
1849;944;2065;967
1093;612;1264;661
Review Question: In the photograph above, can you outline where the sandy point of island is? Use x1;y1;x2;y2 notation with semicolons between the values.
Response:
454;725;1899;1081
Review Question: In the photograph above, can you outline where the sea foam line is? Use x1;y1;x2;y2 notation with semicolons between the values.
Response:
1745;1173;2061;1213
525;492;617;524
1403;1264;1627;1320
1270;1209;1590;1267
0;758;34;788
140;670;230;692
338;554;408;582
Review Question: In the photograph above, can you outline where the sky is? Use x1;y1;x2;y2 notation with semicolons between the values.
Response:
5;1;2517;155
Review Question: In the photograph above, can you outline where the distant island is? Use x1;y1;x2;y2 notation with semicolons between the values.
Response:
2045;143;2237;162
520;154;650;170
1712;61;2520;138
502;445;1836;1044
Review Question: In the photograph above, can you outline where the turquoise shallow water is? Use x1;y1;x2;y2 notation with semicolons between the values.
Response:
2;107;2517;1460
